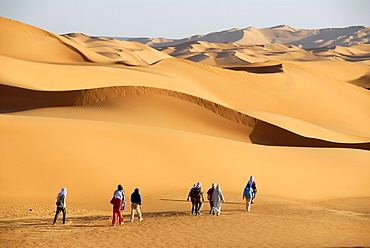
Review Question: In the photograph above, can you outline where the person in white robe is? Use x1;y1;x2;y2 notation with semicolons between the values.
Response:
211;184;225;215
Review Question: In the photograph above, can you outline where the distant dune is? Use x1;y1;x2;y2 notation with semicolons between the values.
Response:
1;16;370;246
156;40;370;65
109;25;370;89
119;25;370;49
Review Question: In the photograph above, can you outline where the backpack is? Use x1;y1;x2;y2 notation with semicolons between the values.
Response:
56;194;64;207
244;186;254;199
192;187;201;198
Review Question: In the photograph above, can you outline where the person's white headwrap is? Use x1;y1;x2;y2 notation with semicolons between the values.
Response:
216;184;221;190
212;183;216;187
60;188;67;198
114;190;123;199
247;176;254;187
196;182;201;187
193;184;197;188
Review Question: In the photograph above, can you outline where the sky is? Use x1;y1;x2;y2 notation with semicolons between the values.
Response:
1;0;369;39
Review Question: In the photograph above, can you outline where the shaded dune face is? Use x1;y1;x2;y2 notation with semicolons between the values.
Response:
0;84;81;112
2;84;368;151
221;63;283;73
349;74;370;90
250;121;370;150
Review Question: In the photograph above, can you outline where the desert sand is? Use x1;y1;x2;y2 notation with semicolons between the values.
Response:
0;17;370;247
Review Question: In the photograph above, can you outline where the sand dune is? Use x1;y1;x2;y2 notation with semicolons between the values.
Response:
125;24;370;72
1;17;370;247
156;40;370;66
62;33;171;65
0;17;170;65
123;25;370;49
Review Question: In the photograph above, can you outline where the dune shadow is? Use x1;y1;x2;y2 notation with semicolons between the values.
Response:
160;198;188;203
250;121;370;151
348;74;370;90
0;206;255;230
223;202;244;205
160;198;244;206
325;247;370;248
220;63;283;73
0;219;52;229
0;84;81;113
0;214;116;228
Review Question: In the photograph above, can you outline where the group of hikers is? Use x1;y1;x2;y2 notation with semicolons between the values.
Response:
187;176;257;216
109;185;143;226
52;186;143;226
187;182;225;216
52;176;257;225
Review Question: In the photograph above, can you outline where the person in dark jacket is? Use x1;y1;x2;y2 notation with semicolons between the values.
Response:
187;183;197;215
130;188;143;222
192;182;204;215
207;183;216;214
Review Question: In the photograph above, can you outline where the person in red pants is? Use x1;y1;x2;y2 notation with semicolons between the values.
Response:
110;184;125;226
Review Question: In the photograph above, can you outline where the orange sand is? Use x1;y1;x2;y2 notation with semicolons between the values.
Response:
0;17;369;247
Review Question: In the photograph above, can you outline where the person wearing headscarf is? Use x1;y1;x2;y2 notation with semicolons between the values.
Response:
207;183;217;214
211;184;225;215
243;176;257;211
193;182;204;215
130;188;143;222
187;183;197;215
110;184;125;226
53;187;67;225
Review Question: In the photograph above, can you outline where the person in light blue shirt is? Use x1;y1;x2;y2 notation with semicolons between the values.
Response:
243;176;257;211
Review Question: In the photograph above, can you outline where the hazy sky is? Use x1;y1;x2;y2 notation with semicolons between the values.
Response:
1;0;369;38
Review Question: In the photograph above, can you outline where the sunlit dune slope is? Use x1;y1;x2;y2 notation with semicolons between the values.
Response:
1;17;370;207
1;113;370;205
0;16;170;65
1;55;370;143
62;33;171;65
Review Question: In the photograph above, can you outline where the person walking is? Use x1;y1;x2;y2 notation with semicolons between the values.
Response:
53;187;67;225
211;184;225;215
243;176;257;211
130;188;143;222
207;183;216;214
250;177;257;204
187;183;197;215
110;185;124;226
193;182;204;215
